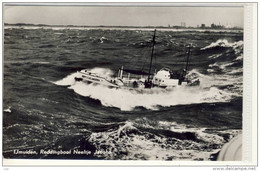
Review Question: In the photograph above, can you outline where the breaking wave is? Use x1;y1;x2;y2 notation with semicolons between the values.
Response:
54;68;242;111
88;118;241;160
235;55;243;61
4;106;12;113
204;39;243;75
207;58;243;74
201;39;243;51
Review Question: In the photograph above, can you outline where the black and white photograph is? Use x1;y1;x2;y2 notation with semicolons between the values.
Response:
2;2;257;166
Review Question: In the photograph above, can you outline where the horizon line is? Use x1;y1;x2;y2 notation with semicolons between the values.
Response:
4;22;244;29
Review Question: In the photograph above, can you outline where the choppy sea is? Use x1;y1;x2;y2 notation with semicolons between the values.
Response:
3;26;243;160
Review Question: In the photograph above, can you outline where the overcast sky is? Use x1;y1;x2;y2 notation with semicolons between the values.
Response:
4;5;244;27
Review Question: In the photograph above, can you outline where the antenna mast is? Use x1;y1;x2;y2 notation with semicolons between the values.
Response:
185;46;191;75
148;29;156;82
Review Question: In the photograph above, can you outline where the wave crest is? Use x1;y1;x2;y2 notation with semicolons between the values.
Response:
201;39;243;51
88;119;241;160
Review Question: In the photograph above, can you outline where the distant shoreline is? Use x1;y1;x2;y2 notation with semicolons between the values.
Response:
4;23;243;31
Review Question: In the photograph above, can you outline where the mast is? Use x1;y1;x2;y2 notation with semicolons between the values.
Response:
184;46;191;76
179;46;191;85
148;29;156;82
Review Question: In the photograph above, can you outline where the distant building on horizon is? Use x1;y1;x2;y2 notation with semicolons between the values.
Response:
211;23;224;29
181;22;186;28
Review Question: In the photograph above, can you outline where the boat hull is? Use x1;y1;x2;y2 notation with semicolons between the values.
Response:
75;70;119;88
74;68;200;89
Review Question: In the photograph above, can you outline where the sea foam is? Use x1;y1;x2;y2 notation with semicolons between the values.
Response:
201;39;243;51
88;119;241;160
54;68;240;111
